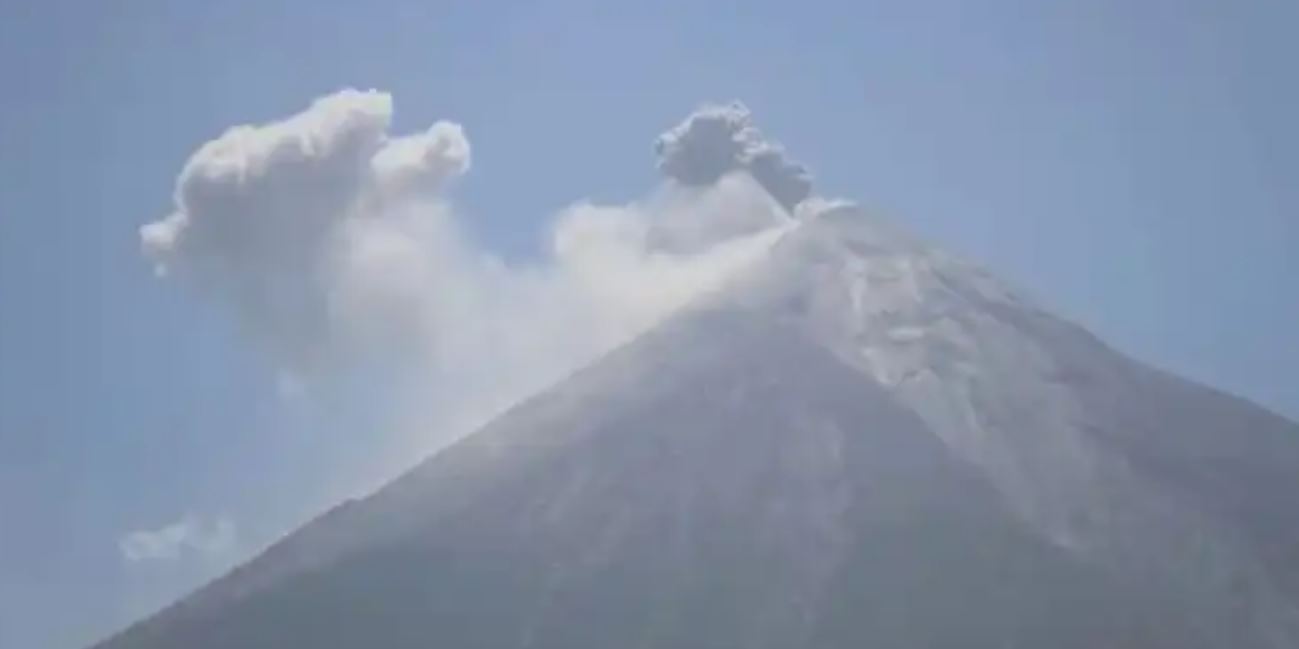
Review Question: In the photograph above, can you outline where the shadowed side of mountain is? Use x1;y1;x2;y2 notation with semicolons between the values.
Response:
96;304;1180;649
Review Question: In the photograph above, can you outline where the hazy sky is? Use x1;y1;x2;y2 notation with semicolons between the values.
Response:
1;1;1296;647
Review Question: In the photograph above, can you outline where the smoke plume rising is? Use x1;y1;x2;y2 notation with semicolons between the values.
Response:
142;92;811;469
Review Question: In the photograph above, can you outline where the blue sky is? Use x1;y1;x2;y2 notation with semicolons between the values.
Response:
1;1;1296;647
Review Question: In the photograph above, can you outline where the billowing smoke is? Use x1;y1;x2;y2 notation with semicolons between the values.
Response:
141;91;803;471
655;101;813;211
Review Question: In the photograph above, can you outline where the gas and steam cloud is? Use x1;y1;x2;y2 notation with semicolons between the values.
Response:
141;91;814;465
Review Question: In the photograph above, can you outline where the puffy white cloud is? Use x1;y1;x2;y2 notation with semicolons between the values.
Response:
142;89;392;274
370;121;471;199
140;89;471;372
119;515;236;563
654;102;813;211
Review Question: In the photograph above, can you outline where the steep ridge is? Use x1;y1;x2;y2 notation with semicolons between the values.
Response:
743;206;1299;644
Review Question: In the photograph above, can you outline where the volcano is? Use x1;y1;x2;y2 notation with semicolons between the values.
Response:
99;162;1299;648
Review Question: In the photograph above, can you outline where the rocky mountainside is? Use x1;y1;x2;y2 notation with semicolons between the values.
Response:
97;205;1299;649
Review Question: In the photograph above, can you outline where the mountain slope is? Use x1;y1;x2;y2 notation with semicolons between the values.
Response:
97;208;1299;648
752;206;1299;644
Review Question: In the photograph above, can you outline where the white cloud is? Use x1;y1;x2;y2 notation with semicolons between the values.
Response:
119;515;236;563
141;90;805;478
138;89;475;373
370;121;471;199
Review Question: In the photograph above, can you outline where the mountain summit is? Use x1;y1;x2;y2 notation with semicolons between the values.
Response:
100;115;1299;649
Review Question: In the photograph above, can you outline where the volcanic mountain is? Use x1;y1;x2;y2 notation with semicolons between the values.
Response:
96;196;1299;648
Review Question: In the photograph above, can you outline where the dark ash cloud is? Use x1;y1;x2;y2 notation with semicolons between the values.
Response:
655;102;813;211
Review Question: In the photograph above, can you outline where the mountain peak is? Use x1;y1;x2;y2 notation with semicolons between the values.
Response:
98;177;1299;649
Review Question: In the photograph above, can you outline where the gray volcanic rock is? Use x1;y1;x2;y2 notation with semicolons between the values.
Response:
96;207;1299;649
